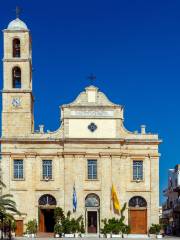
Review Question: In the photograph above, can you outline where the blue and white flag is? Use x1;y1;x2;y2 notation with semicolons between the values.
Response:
73;184;77;212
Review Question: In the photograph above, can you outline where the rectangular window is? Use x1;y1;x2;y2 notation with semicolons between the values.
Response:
133;160;143;180
14;160;23;179
88;160;97;180
42;160;52;179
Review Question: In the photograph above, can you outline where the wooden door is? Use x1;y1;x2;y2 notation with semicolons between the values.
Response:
129;209;147;234
39;209;45;232
15;220;23;236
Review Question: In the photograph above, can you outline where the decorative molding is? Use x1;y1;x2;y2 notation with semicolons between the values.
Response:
0;151;160;158
0;137;161;145
63;152;86;157
126;190;151;192
10;189;27;191
84;189;101;192
3;58;31;62
35;189;60;192
71;110;114;117
3;29;29;33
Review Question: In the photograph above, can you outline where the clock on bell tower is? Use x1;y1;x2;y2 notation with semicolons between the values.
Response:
2;13;34;137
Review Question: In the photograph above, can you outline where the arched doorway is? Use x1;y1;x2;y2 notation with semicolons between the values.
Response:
85;194;100;234
129;196;147;234
38;194;57;233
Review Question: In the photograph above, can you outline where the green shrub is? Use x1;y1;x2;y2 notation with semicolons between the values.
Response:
53;208;83;234
101;203;129;235
121;224;130;236
25;219;37;234
54;207;65;223
149;224;161;235
54;223;63;235
80;219;85;233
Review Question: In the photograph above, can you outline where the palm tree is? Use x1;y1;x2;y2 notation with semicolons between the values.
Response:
0;181;21;239
0;194;20;215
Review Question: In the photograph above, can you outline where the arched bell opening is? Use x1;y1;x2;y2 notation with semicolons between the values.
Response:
13;38;21;58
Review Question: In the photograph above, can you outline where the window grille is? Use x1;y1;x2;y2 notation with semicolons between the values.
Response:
14;160;23;179
88;160;97;180
129;196;147;208
85;194;100;207
42;160;52;179
133;160;143;180
39;194;56;205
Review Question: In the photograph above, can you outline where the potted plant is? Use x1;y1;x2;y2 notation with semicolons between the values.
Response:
74;216;83;238
109;218;121;238
101;218;112;238
71;218;79;237
149;224;156;238
80;219;85;237
54;223;63;238
121;224;130;238
25;219;37;238
62;212;74;238
149;224;163;239
63;219;73;237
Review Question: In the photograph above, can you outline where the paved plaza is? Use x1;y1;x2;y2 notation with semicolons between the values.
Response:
13;237;180;240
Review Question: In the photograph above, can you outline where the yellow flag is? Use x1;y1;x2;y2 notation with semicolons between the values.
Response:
111;184;120;211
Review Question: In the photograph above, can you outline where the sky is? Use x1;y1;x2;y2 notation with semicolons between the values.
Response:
1;0;180;204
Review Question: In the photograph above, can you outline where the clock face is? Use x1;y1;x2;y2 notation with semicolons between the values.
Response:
12;97;21;107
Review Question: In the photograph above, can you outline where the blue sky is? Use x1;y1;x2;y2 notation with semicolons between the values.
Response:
1;0;180;203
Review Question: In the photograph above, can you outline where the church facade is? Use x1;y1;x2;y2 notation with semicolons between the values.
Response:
1;17;161;236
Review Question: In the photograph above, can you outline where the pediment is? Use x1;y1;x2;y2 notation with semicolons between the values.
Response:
62;85;121;108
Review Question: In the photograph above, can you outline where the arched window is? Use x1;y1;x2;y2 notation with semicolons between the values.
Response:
129;196;147;208
38;194;57;206
13;38;20;58
12;67;21;88
85;194;100;208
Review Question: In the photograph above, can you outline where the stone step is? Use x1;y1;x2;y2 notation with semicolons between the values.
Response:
37;232;54;238
127;234;149;238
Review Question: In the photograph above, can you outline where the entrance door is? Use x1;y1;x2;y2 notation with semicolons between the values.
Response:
39;209;55;232
129;209;147;234
88;211;97;233
15;220;23;236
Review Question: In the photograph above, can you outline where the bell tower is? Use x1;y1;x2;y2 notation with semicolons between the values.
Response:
2;13;34;137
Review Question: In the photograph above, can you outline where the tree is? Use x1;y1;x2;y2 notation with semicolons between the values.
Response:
0;181;20;239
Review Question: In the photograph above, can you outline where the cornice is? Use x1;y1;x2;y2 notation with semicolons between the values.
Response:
1;90;32;93
126;189;151;193
0;151;160;158
3;29;29;33
3;58;31;62
0;137;162;145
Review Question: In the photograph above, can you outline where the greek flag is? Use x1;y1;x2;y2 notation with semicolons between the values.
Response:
73;184;77;212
